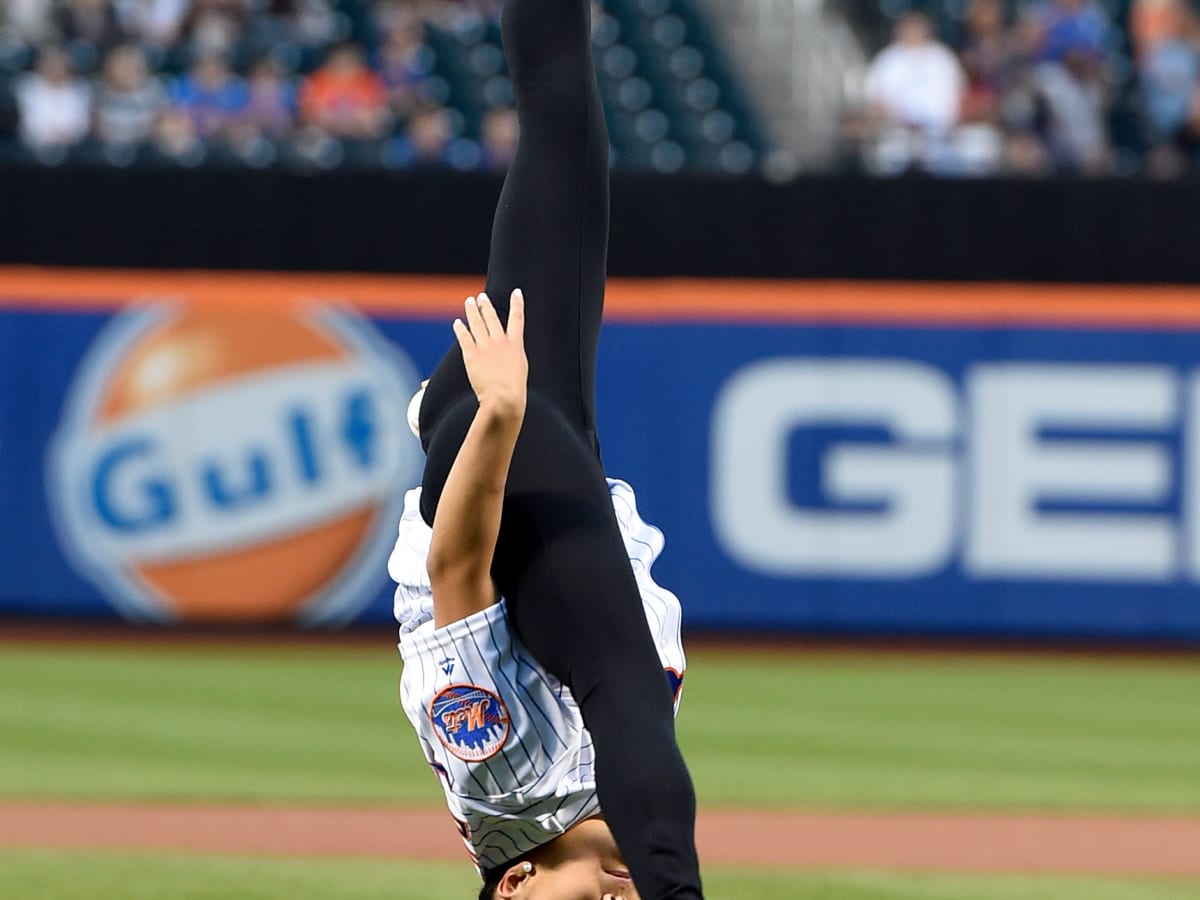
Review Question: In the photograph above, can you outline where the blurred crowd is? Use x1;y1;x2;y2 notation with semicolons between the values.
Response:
6;0;1200;177
847;0;1200;177
0;0;520;169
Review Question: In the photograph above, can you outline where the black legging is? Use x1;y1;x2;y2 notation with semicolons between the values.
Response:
415;0;703;896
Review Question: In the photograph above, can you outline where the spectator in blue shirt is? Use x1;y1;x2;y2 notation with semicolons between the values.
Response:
169;53;249;139
1036;0;1110;64
1137;1;1200;175
1027;0;1114;171
376;14;434;120
386;104;453;167
241;56;297;138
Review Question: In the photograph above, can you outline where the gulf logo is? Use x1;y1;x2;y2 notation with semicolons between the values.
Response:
48;301;422;624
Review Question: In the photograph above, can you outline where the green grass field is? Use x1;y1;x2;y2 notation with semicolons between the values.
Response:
1;642;1198;898
3;852;1200;900
2;644;1198;811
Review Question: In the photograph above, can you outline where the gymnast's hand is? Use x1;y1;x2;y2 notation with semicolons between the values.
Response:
454;289;528;422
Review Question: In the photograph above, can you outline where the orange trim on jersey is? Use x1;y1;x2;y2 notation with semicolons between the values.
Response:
3;266;1200;328
665;666;685;704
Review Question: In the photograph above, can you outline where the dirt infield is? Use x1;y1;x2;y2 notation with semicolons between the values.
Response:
3;804;1200;875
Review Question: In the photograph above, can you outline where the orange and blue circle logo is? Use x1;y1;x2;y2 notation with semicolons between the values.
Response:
430;684;511;762
48;301;421;624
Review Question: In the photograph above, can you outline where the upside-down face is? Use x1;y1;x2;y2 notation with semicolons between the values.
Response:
494;818;639;900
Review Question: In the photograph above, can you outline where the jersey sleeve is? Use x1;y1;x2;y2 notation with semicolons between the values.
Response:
388;488;435;636
608;478;687;712
398;600;581;802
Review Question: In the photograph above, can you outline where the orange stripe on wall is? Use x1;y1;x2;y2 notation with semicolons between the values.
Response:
3;266;1200;328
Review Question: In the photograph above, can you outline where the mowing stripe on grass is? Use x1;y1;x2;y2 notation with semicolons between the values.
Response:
1;645;1196;812
3;851;1200;900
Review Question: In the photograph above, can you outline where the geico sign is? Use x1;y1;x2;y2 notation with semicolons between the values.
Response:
712;359;1186;582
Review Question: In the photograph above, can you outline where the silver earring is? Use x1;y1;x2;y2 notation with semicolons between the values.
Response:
521;862;533;874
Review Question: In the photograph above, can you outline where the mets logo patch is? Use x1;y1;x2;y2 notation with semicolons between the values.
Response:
430;684;511;762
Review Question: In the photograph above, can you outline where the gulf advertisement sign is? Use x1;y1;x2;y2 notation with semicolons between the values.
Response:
1;270;471;624
4;269;1200;641
49;302;420;623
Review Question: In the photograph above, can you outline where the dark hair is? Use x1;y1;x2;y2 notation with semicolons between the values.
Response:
477;865;504;900
478;851;535;900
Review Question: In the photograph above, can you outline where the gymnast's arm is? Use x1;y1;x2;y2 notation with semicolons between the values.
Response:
426;290;528;629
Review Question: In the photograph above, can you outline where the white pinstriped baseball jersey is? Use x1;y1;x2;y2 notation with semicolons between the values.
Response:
389;478;686;873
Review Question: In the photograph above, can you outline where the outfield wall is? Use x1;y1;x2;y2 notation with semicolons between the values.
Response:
3;167;1199;284
3;268;1200;641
